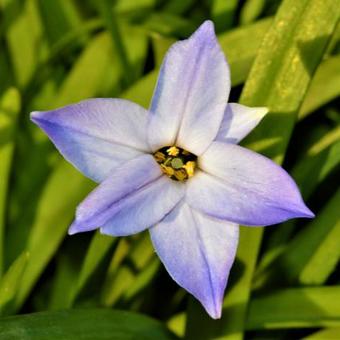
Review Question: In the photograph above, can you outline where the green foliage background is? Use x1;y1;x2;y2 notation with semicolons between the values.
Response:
0;0;339;339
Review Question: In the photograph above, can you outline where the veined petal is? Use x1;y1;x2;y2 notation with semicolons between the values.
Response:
148;20;230;155
31;98;151;182
187;142;314;226
215;103;268;144
150;203;239;319
69;154;185;236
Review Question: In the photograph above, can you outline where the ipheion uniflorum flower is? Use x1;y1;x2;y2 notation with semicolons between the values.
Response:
31;21;314;319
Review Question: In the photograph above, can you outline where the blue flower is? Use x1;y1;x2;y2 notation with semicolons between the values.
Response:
31;20;314;319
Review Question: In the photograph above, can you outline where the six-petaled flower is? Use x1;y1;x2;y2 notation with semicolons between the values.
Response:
31;20;314;319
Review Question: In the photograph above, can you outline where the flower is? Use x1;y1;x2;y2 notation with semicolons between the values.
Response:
30;20;314;319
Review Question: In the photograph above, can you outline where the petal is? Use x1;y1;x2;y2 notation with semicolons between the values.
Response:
187;142;314;226
31;98;151;182
69;154;185;236
215;103;268;144
150;203;239;319
148;20;230;155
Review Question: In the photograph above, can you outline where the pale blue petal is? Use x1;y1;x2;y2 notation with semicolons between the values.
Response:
31;98;150;182
150;203;239;319
187;142;314;226
215;103;268;144
148;20;230;155
69;154;185;236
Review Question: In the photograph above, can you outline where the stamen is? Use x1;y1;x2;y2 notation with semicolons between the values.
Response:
153;146;197;181
167;146;180;156
183;161;195;178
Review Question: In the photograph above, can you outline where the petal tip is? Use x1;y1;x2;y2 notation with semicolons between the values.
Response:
193;20;216;41
256;107;269;118
68;223;78;235
203;300;222;320
67;220;82;235
300;205;315;219
199;20;215;31
68;220;91;235
208;308;222;320
282;202;315;222
30;110;43;123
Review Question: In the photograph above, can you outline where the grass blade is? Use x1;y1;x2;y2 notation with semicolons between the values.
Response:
0;252;28;314
0;308;176;339
0;88;20;277
276;190;340;285
247;287;340;330
300;54;340;119
12;161;93;313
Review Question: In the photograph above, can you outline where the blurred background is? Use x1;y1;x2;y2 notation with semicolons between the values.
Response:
0;0;339;339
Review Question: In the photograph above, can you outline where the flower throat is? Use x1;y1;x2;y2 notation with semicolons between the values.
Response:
153;146;197;181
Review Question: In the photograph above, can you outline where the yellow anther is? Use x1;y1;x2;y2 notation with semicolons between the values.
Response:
183;161;196;178
167;146;179;156
174;169;187;181
154;151;166;163
161;164;175;176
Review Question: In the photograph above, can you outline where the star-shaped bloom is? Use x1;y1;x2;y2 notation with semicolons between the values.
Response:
31;21;314;319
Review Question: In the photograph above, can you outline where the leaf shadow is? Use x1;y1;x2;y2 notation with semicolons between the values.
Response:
241;111;296;160
297;34;333;78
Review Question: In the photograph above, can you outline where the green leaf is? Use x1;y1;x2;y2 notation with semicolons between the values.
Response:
123;257;160;302
0;88;20;277
277;190;340;285
101;233;157;307
36;0;82;46
246;287;340;330
143;13;196;36
211;0;238;31
101;238;134;306
291;126;340;199
0;48;14;93
300;54;340;119
0;309;176;339
48;251;79;311
5;0;43;88
0;252;28;314
163;0;194;15
68;232;116;306
54;32;118;107
55;23;147;106
167;313;186;338
94;1;131;85
115;0;157;15
185;0;340;338
219;17;272;86
12;161;94;313
240;0;266;25
254;127;340;288
304;328;340;339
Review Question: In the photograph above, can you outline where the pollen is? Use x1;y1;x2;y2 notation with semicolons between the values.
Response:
183;161;195;178
167;146;180;156
153;146;197;181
